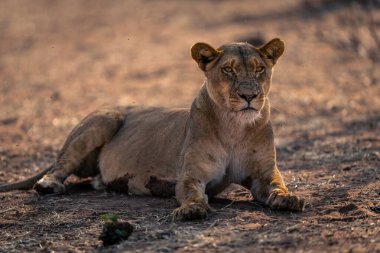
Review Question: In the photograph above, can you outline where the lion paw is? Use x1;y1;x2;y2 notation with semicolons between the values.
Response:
266;190;305;212
172;202;210;221
34;174;66;194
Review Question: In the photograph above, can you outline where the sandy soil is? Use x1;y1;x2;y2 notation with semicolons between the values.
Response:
0;0;379;252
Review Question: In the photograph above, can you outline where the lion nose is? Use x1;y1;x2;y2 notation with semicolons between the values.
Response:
238;93;258;103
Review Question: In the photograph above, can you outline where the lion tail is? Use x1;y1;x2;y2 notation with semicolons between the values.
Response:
0;166;53;192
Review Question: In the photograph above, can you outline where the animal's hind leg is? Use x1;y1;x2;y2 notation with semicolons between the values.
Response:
34;109;124;194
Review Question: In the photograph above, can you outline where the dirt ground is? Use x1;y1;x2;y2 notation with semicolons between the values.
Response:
0;0;379;252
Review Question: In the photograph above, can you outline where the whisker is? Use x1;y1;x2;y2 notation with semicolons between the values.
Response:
271;105;282;113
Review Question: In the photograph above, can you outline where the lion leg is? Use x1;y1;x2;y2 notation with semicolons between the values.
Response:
173;175;211;221
173;145;227;221
34;109;124;194
243;164;305;211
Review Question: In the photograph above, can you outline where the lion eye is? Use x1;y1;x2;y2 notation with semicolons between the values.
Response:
222;67;233;74
256;66;265;73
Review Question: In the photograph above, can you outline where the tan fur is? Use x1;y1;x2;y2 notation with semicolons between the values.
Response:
2;39;304;220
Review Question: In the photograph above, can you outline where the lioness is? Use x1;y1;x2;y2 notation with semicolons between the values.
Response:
0;38;304;220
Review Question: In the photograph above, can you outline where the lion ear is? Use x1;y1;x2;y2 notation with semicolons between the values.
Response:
191;42;221;71
259;38;285;65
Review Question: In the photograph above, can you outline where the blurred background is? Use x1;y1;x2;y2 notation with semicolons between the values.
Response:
0;0;379;181
0;0;379;145
0;1;379;252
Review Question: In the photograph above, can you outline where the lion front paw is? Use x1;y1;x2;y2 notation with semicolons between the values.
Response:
34;174;66;194
266;189;305;212
172;202;210;221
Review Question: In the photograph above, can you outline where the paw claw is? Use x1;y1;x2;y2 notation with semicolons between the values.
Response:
267;190;305;212
172;202;209;221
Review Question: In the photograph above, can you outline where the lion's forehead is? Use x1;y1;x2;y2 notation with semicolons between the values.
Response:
218;43;263;68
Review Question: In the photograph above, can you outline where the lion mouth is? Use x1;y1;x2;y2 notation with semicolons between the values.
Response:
240;107;258;112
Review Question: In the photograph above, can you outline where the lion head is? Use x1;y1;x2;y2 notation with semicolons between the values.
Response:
191;38;284;124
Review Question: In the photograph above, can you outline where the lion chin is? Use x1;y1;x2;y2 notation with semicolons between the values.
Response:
237;110;262;125
223;107;263;125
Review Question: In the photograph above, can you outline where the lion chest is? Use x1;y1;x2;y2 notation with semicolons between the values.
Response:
205;142;256;196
